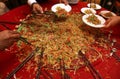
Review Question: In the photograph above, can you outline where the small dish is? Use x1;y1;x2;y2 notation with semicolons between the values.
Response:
82;14;106;28
68;0;79;4
51;3;72;12
87;3;101;10
99;10;116;19
81;7;96;14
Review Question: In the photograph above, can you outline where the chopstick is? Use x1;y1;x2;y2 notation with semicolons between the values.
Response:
0;20;21;25
110;48;120;62
0;24;32;45
94;0;95;4
110;39;120;62
6;47;40;79
35;48;53;79
43;69;53;79
60;59;71;79
90;0;91;8
78;50;103;79
36;48;44;79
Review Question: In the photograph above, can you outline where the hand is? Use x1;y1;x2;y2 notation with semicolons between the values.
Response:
61;0;68;5
104;16;120;28
32;3;43;14
0;30;20;50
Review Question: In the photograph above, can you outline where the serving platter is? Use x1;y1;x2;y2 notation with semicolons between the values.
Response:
0;12;112;79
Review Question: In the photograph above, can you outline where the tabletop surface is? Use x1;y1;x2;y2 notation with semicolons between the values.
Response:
0;1;120;79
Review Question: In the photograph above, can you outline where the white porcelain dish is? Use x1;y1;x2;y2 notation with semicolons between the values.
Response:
81;7;96;14
82;14;106;28
87;3;101;10
51;3;72;12
68;0;79;4
99;10;116;19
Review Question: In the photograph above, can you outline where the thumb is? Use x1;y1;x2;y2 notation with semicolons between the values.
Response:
105;22;111;28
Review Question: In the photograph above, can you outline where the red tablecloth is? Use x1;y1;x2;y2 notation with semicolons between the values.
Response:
0;1;120;79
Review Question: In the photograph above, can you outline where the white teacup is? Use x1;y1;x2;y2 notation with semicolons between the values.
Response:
67;0;79;4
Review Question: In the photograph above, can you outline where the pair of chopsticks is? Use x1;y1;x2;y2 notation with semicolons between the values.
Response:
60;59;71;79
6;47;40;79
78;50;103;79
36;48;44;79
111;48;120;62
110;39;120;62
36;47;54;79
0;20;22;25
0;23;32;45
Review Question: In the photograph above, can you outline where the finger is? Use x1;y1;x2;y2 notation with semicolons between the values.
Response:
105;22;111;28
105;18;111;25
62;0;68;5
33;8;38;14
9;30;20;34
9;33;21;39
8;39;17;43
12;34;21;38
37;7;43;13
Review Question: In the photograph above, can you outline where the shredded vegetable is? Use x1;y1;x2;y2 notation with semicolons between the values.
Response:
15;12;111;70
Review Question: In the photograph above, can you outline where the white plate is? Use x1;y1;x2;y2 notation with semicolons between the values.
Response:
81;7;96;14
68;0;79;4
87;3;101;10
82;14;106;28
99;10;116;19
51;3;72;12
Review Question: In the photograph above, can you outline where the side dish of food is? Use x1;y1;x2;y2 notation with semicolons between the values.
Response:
51;3;72;12
99;10;116;19
82;14;106;28
87;3;101;10
81;7;96;14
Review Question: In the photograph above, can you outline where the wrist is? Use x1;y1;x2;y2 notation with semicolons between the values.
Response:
31;2;38;8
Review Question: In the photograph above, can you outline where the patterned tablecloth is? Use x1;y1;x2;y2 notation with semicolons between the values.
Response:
0;1;120;79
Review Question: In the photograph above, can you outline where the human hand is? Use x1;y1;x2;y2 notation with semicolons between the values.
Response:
104;16;120;28
61;0;68;5
32;3;43;14
0;30;20;50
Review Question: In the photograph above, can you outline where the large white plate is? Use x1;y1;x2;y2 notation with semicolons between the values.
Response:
82;14;106;28
99;10;116;19
87;3;101;10
51;3;72;12
81;7;96;14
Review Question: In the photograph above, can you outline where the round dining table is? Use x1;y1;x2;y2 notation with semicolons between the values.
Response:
0;1;120;79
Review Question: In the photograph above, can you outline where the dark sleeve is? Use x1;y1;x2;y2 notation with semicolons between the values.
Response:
100;0;119;15
5;0;27;9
